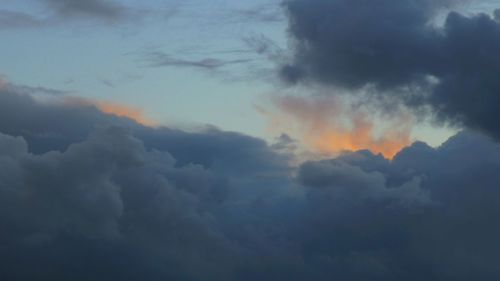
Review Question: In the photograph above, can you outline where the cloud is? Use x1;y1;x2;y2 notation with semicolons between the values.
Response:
260;95;413;159
140;49;273;82
64;97;156;126
243;34;286;63
0;9;45;29
43;0;127;20
0;77;72;96
0;88;292;280
143;51;253;70
0;0;176;28
2;87;500;279
292;131;500;280
280;0;500;139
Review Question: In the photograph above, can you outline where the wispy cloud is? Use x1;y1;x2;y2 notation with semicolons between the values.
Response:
143;51;253;70
0;0;179;29
0;77;73;96
43;0;127;20
0;9;47;29
12;84;73;96
235;3;285;23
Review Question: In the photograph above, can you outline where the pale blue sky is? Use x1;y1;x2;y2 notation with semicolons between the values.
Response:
1;0;286;138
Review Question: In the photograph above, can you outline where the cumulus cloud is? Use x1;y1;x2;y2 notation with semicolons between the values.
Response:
0;88;293;280
292;131;500;280
280;0;500;139
2;88;500;280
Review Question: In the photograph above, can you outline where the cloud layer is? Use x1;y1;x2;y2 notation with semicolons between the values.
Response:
2;85;500;280
281;0;500;139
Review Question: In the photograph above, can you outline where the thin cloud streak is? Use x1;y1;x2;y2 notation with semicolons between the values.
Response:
143;51;254;70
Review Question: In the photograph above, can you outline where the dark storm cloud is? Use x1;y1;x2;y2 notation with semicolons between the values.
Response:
281;0;454;87
294;131;500;280
0;88;293;280
281;0;500;139
0;127;237;280
3;88;500;280
0;88;288;175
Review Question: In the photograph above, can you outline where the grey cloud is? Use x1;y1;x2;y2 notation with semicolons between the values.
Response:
0;88;294;280
0;78;72;96
0;88;289;176
2;88;500;279
0;128;139;240
292;131;500;280
281;0;500;139
0;127;236;280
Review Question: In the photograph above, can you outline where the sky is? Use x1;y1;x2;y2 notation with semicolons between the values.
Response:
4;0;492;151
2;0;500;280
1;0;287;140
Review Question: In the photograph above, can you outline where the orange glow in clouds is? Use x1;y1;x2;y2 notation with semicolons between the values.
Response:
309;114;412;159
95;101;155;126
65;98;155;126
262;95;412;159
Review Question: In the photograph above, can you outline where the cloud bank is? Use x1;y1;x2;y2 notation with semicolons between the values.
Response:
2;84;500;280
281;0;500;139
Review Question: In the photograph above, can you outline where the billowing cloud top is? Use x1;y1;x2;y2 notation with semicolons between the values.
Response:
2;78;500;280
281;0;500;140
